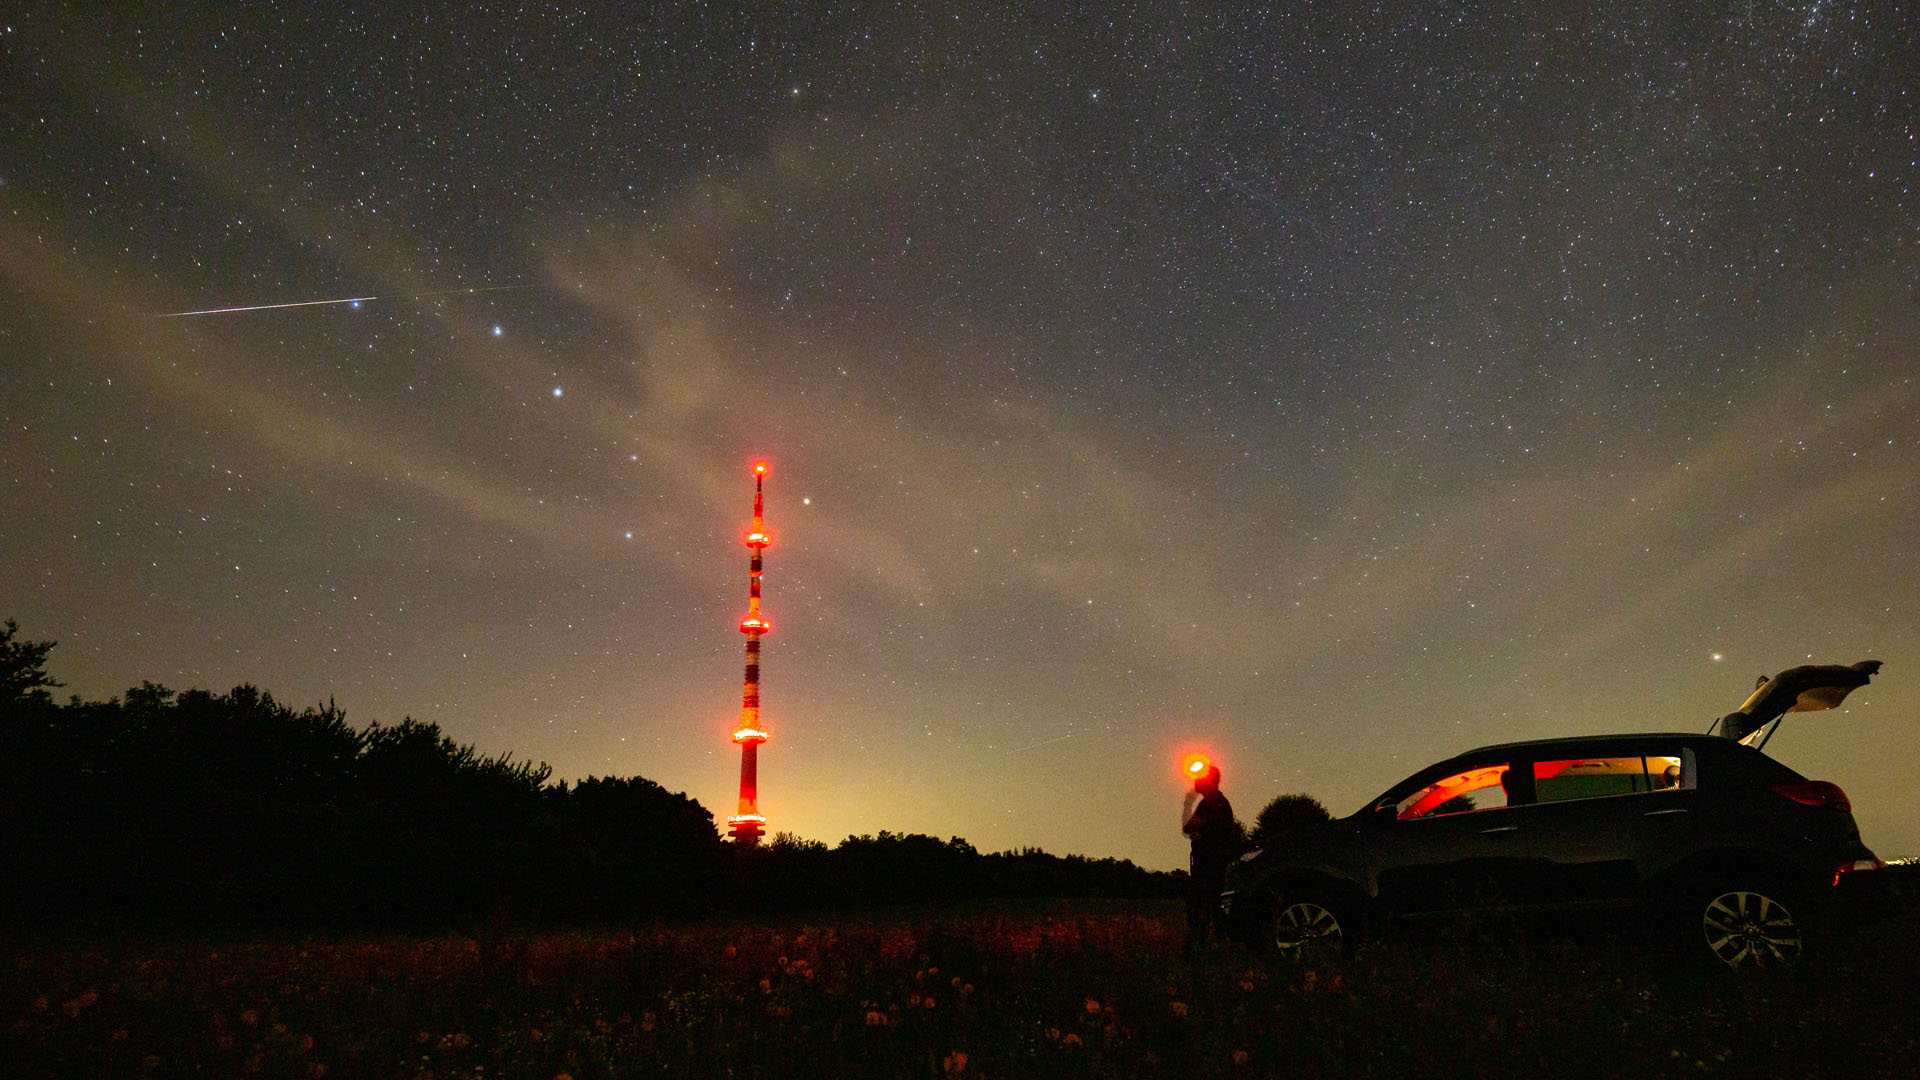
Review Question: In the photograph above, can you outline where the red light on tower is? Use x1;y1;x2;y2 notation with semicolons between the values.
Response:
728;462;773;844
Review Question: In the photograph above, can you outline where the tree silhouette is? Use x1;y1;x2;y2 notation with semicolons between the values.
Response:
0;619;61;705
1249;792;1333;847
1;618;1179;931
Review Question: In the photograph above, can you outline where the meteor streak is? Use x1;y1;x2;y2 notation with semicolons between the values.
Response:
158;296;376;317
156;284;524;318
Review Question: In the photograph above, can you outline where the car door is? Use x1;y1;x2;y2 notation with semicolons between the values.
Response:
1524;746;1698;909
1367;757;1536;918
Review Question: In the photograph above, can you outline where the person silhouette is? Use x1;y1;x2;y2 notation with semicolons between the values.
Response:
1182;764;1237;954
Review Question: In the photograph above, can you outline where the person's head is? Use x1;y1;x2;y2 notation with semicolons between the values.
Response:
1195;765;1222;794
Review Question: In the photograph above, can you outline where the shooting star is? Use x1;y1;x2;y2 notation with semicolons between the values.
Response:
156;284;525;318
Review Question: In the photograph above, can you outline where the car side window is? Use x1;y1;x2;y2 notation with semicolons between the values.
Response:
1647;754;1686;790
1395;763;1511;820
1534;755;1684;803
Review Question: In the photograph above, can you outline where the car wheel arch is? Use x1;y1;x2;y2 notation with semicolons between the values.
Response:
1648;850;1825;967
1250;871;1372;933
1647;849;1817;906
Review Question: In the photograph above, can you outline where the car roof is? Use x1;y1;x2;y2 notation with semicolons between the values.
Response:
1450;732;1719;759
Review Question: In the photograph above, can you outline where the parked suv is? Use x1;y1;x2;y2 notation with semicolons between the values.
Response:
1220;731;1890;967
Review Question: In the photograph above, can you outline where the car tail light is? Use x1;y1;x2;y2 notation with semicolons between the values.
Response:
1832;857;1885;887
1769;780;1852;812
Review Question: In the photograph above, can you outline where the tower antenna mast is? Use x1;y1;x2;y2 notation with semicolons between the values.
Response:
727;461;773;845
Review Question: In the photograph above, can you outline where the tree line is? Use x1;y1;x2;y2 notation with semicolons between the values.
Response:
0;621;1175;933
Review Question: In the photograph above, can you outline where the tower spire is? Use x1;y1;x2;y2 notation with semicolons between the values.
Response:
728;461;772;845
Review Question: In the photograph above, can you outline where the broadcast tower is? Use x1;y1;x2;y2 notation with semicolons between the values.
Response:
726;462;772;845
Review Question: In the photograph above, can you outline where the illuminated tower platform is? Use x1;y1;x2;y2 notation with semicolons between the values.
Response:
727;462;772;845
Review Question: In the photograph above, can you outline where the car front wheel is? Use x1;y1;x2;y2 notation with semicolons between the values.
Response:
1699;886;1805;969
1267;894;1350;959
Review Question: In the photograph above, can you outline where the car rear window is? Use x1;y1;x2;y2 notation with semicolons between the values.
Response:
1534;754;1685;802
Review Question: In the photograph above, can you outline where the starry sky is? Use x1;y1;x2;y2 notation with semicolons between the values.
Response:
3;3;1917;870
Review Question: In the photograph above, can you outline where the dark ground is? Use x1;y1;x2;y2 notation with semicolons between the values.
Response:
4;883;1918;1079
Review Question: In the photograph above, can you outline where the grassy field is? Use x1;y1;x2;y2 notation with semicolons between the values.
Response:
5;898;1918;1079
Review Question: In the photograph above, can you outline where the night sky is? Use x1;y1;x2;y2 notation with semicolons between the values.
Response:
4;4;1916;871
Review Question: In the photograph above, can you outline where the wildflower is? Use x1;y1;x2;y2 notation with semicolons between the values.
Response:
640;1013;656;1033
1170;1001;1189;1019
941;1050;969;1075
1084;997;1102;1016
239;1009;258;1027
113;1029;130;1041
910;994;923;1008
1240;979;1256;992
32;997;48;1013
723;945;737;958
864;1010;887;1027
759;978;772;994
308;1065;328;1079
1063;1033;1083;1047
1046;1027;1062;1043
924;996;937;1010
1233;1049;1251;1066
63;991;100;1018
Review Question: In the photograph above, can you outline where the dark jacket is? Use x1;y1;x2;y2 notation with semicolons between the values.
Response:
1183;790;1238;871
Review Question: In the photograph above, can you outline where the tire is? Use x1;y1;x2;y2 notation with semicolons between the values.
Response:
1264;890;1353;960
1697;883;1806;969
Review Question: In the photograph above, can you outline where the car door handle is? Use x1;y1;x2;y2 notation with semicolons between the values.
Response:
1642;808;1688;817
1479;825;1519;834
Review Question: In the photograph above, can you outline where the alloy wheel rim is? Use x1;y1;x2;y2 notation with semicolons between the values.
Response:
1273;901;1342;953
1702;890;1802;968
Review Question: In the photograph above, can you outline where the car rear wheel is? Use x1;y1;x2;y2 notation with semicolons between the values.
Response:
1267;895;1350;959
1699;886;1804;969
